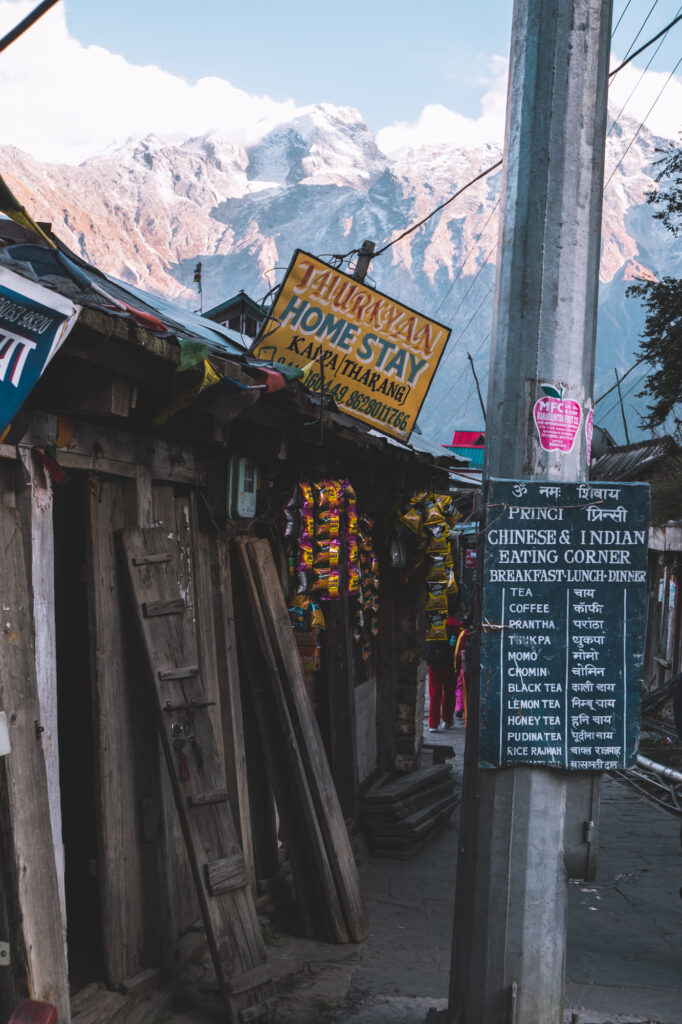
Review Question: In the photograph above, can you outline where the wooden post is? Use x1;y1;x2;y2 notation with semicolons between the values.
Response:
352;240;375;283
324;598;359;820
376;579;397;772
85;476;146;983
0;487;70;1021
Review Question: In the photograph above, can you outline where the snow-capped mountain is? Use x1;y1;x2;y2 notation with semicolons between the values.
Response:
2;102;679;444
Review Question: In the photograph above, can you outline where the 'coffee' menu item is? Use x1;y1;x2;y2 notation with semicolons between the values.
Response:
479;479;649;770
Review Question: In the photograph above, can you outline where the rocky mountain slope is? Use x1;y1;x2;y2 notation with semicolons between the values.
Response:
3;102;679;443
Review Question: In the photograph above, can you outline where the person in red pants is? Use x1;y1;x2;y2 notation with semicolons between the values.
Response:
426;617;462;731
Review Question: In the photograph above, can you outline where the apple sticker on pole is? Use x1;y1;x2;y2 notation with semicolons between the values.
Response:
585;408;594;464
532;384;582;453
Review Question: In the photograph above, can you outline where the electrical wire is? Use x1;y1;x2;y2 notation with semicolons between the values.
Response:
609;10;682;76
373;160;502;259
434;199;500;317
0;0;60;54
621;0;661;62
607;4;682;136
604;54;682;190
612;0;633;39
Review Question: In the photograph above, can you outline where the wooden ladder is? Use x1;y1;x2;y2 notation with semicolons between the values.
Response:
119;527;276;1024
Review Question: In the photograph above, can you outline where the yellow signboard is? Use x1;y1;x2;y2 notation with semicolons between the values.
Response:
251;250;451;442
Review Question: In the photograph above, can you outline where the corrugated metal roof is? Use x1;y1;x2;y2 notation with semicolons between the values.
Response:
591;436;681;481
449;429;485;447
443;445;485;468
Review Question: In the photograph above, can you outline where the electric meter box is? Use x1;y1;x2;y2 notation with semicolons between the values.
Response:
227;456;259;519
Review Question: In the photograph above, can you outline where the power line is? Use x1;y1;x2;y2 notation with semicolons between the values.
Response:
621;0;661;62
0;0;60;54
611;0;633;39
604;54;682;189
373;160;502;259
607;4;682;136
609;10;682;76
434;199;500;317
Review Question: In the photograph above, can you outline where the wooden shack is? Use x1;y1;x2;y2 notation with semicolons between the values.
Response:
0;247;456;1021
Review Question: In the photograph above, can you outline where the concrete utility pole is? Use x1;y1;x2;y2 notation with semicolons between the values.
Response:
447;2;612;1023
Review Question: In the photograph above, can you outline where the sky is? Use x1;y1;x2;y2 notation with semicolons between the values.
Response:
0;0;680;163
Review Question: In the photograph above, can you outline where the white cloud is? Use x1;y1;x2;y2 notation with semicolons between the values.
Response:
376;58;508;155
376;52;682;156
0;0;304;163
608;57;682;142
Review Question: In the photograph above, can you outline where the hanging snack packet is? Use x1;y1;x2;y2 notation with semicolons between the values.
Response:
288;594;310;631
284;486;298;538
310;600;326;629
316;508;341;539
314;538;341;567
298;540;314;569
342;478;357;503
299;482;314;509
301;511;315;541
399;506;422;534
423;508;449;541
426;577;449;601
313;480;340;510
425;591;448;613
436;493;454;517
370;616;379;638
426;608;448;640
426;534;450;554
446;571;459;595
429;551;453;573
346;564;361;594
347;506;358;534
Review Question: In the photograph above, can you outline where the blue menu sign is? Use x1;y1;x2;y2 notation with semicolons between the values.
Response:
479;478;650;770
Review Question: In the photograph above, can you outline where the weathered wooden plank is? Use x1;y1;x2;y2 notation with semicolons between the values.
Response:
133;554;172;566
324;598;359;819
143;598;185;617
212;537;256;889
206;854;248;895
228;962;273;996
189;789;229;807
188;492;225;773
235;539;349;943
16;455;67;945
234;597;317;937
376;581;397;772
85;476;145;984
239;998;278;1023
246;539;371;943
361;765;451;804
0;498;70;1021
119;527;275;1023
158;665;199;680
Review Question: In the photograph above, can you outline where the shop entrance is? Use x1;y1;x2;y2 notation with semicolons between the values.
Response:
54;475;104;991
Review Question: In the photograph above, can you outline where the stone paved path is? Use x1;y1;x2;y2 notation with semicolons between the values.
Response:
160;700;682;1023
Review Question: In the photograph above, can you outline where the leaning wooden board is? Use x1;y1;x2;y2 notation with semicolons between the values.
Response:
235;539;348;943
245;538;370;943
119;527;275;1024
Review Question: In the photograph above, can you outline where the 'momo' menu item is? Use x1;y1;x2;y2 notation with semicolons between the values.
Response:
479;479;649;770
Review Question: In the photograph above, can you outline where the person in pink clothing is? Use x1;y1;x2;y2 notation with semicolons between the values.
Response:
426;616;463;731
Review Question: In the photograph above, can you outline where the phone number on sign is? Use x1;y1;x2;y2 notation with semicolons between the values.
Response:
305;372;411;432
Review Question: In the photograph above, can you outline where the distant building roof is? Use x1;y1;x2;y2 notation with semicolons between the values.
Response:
449;429;485;448
591;436;682;482
204;290;268;323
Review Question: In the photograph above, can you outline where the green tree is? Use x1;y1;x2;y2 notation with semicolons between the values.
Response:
627;143;682;436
